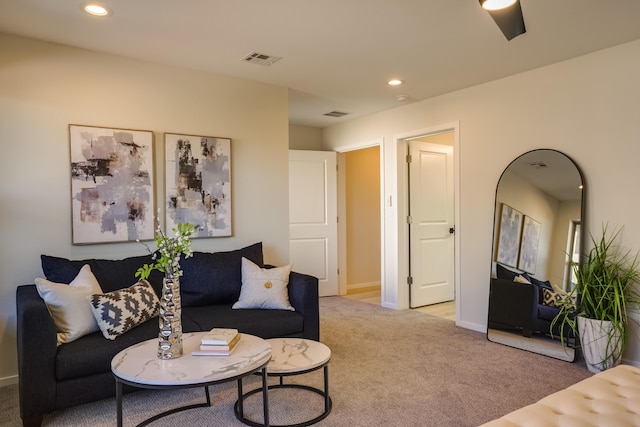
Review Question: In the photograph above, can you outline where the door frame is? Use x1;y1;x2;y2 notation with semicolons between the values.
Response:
334;139;384;297
331;122;459;321
395;122;460;322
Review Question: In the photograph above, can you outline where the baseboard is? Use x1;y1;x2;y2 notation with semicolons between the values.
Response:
456;319;487;334
0;375;18;387
346;281;381;294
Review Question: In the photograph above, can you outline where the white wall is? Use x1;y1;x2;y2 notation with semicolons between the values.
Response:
0;33;290;382
323;39;640;366
289;124;323;150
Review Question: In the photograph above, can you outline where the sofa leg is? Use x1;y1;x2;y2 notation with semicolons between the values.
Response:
522;329;533;338
21;414;43;427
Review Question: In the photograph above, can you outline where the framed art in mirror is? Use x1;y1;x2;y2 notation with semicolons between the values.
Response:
164;133;232;238
69;124;155;245
495;203;522;268
518;215;541;274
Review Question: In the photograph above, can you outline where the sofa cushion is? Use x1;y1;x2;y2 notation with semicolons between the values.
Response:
55;314;201;381
232;257;294;310
55;319;156;381
41;254;164;295
538;303;561;321
35;264;103;345
179;242;264;307
183;305;304;339
89;280;160;340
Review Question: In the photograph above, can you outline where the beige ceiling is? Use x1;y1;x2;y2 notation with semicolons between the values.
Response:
2;1;640;128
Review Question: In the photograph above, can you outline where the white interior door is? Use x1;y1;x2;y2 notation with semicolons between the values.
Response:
409;142;455;307
289;150;338;296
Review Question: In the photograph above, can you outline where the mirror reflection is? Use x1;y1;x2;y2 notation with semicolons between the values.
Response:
487;149;584;361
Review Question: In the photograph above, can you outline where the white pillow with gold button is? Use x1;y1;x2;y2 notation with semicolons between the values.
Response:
232;257;294;311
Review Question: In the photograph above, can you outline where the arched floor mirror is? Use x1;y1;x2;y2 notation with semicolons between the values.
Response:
487;149;584;361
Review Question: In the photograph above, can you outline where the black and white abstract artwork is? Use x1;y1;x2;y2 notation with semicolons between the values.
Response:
165;133;232;237
518;215;541;274
69;125;155;244
495;203;523;268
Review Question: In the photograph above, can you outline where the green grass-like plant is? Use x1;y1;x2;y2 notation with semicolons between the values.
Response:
552;225;640;366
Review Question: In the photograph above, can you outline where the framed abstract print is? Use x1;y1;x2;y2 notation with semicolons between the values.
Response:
69;124;155;244
518;215;541;274
495;203;523;268
164;133;232;237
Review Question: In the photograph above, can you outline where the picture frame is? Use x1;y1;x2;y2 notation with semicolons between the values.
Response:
518;215;541;274
495;203;523;268
164;133;232;237
69;124;155;244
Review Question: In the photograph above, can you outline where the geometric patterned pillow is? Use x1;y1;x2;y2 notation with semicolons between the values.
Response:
89;280;159;340
542;287;564;307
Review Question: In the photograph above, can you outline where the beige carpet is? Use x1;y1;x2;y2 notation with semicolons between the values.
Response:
1;296;592;426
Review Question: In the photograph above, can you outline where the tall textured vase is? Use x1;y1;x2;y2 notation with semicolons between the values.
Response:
577;316;622;373
158;275;183;359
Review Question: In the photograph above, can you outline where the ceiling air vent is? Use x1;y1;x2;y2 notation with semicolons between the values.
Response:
324;111;349;118
528;161;548;169
242;51;281;66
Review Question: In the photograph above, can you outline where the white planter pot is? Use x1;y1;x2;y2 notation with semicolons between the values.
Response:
577;316;622;373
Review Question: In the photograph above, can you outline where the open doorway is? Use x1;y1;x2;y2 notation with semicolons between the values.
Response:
338;146;382;301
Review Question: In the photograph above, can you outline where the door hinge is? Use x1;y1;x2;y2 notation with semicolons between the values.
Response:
407;276;413;285
449;226;455;235
407;215;412;224
406;154;412;163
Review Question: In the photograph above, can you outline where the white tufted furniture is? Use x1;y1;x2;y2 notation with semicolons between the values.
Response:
481;364;640;427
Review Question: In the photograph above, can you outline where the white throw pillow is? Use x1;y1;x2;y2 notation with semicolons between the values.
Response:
35;264;103;345
232;257;294;311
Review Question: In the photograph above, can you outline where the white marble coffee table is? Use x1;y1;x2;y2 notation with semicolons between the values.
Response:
111;332;272;427
235;338;332;427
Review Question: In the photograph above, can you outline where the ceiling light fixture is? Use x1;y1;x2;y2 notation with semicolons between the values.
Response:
480;0;525;41
387;79;403;86
83;3;111;16
480;0;517;11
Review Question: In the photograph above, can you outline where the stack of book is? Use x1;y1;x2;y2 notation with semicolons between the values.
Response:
192;328;240;356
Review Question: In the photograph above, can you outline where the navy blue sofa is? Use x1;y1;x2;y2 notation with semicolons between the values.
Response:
16;243;319;427
488;264;572;339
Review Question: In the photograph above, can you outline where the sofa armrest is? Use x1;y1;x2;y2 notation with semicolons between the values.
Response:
488;278;538;330
16;285;58;423
287;271;319;341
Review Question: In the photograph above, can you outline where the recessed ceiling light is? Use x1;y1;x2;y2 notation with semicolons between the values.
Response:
480;0;517;11
388;79;404;86
83;3;111;16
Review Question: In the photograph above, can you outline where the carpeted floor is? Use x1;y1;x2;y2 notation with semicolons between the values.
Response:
1;296;591;426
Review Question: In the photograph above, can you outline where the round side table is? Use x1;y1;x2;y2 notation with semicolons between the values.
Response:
235;338;332;427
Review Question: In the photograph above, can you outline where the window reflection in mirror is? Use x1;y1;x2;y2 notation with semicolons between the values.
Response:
487;149;584;362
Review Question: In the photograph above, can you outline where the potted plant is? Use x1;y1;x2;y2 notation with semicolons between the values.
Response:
552;225;640;373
